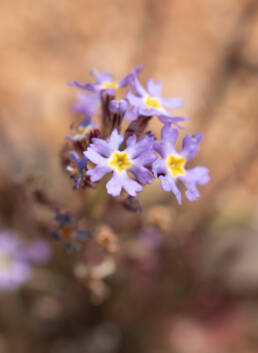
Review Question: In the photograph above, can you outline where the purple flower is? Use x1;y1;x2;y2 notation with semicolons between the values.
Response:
67;151;88;190
0;231;50;291
84;129;157;197
66;117;98;142
69;66;143;96
72;92;99;117
109;99;128;115
152;124;210;204
126;73;186;125
20;239;51;264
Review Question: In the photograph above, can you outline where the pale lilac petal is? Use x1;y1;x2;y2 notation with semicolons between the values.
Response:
126;135;137;149
125;135;154;159
119;65;143;87
126;91;145;108
153;141;166;158
72;93;99;116
129;76;146;97
68;81;96;91
180;167;210;202
160;97;183;109
69;151;80;163
124;107;139;121
181;133;202;160
152;159;167;178
159;174;182;204
0;232;20;253
92;70;113;84
87;166;111;182
130;166;153;184
107;129;124;151
0;262;32;290
133;151;157;166
146;79;162;97
138;106;170;117
184;166;210;186
121;173;143;196
91;138;112;157
84;147;107;165
21;239;51;264
161;124;179;145
158;115;188;128
106;172;122;197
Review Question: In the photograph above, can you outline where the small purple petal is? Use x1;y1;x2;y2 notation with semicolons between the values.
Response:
107;129;124;151
91;138;112;157
160;97;183;109
158;115;188;128
159;174;182;204
119;65;143;87
181;133;203;160
84;147;107;165
130;166;153;184
106;172;122;197
122;174;143;196
87;166;111;182
146;79;162;97
152;159;167;178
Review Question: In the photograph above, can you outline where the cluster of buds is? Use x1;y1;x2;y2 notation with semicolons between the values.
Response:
66;65;210;205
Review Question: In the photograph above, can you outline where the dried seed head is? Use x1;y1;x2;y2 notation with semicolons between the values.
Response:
96;225;119;253
146;205;174;232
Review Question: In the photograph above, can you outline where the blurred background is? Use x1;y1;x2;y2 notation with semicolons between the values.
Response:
0;0;258;352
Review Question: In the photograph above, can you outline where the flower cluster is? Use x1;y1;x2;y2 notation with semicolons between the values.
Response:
66;66;209;205
0;231;50;290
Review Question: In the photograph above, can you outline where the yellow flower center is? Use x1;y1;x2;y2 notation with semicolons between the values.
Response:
109;151;132;173
0;254;13;269
101;81;118;89
75;126;89;136
144;95;163;109
166;154;186;177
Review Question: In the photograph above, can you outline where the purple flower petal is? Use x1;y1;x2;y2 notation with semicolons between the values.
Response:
107;129;124;151
119;65;143;87
122;173;143;196
159;174;182;204
146;79;162;97
106;172;123;197
181;133;203;160
130;166;153;184
87;165;111;182
91;138;112;157
160;97;183;109
84;147;107;165
152;159;167;178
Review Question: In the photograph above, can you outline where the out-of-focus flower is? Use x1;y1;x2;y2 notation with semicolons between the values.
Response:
84;129;156;197
69;66;143;96
20;239;51;264
74;258;116;304
50;210;92;251
153;124;210;204
0;231;50;291
127;73;184;123
66;151;88;190
66;117;98;142
72;92;99;117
